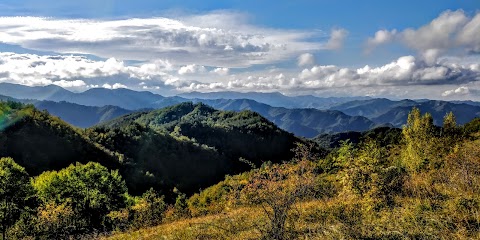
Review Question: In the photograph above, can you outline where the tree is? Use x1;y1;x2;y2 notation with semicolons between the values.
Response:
0;157;34;240
130;188;166;228
442;111;461;148
240;161;315;240
32;162;128;232
342;140;405;206
173;189;190;219
443;111;457;132
402;107;438;171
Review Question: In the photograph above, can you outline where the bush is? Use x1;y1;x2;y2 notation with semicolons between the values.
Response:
130;188;166;228
32;162;128;232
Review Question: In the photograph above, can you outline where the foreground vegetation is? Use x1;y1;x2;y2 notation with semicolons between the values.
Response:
1;99;480;239
108;109;480;239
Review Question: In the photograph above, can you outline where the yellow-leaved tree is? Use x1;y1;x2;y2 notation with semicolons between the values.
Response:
402;107;438;172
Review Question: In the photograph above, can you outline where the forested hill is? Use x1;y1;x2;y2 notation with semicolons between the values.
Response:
92;102;305;194
0;101;311;195
0;101;121;175
312;126;403;149
98;102;302;166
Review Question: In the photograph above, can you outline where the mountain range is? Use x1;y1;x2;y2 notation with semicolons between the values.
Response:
0;82;185;110
194;98;377;138
179;91;371;109
1;83;480;137
330;98;480;127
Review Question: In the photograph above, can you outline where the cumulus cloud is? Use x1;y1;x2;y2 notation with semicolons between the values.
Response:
52;80;86;88
325;28;349;50
176;55;480;97
0;51;233;94
211;67;229;76
178;64;206;75
0;52;178;92
442;86;470;96
0;52;129;81
366;29;397;52
366;10;480;64
297;53;315;67
102;83;128;89
299;55;480;87
1;51;479;100
0;13;324;67
457;13;480;53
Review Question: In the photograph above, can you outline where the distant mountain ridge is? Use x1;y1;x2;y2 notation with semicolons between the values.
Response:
329;98;417;118
2;83;480;136
372;100;480;127
328;97;480;127
0;94;134;128
0;83;186;110
180;91;371;109
193;98;377;138
33;101;132;128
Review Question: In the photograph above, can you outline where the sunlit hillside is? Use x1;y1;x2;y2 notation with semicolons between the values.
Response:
104;109;480;239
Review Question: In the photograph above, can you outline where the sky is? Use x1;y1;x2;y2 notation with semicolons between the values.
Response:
0;0;479;100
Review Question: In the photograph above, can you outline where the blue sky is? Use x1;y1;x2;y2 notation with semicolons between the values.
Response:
0;0;479;100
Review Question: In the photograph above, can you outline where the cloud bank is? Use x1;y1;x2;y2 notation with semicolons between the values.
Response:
0;52;479;100
367;10;480;64
0;13;326;68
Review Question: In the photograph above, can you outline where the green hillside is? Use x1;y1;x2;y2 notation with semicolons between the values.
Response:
91;102;304;194
0;101;307;196
0;101;121;175
106;110;480;240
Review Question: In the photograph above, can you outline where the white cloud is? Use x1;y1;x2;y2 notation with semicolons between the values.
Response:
366;10;480;64
0;52;132;82
102;83;113;89
102;83;127;89
52;80;86;88
297;53;315;67
0;13;324;67
178;64;206;75
299;55;480;87
0;52;174;91
112;83;127;89
1;51;479;100
325;28;349;50
457;13;480;53
366;29;397;52
175;55;480;98
442;86;470;96
211;67;229;76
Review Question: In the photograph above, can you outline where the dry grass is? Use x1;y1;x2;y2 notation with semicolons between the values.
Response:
105;138;480;240
105;193;480;240
104;207;265;240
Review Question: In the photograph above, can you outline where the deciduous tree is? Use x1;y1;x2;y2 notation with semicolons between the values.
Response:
0;157;34;240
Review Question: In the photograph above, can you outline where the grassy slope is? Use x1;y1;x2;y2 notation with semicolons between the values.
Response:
106;127;480;239
107;192;480;240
